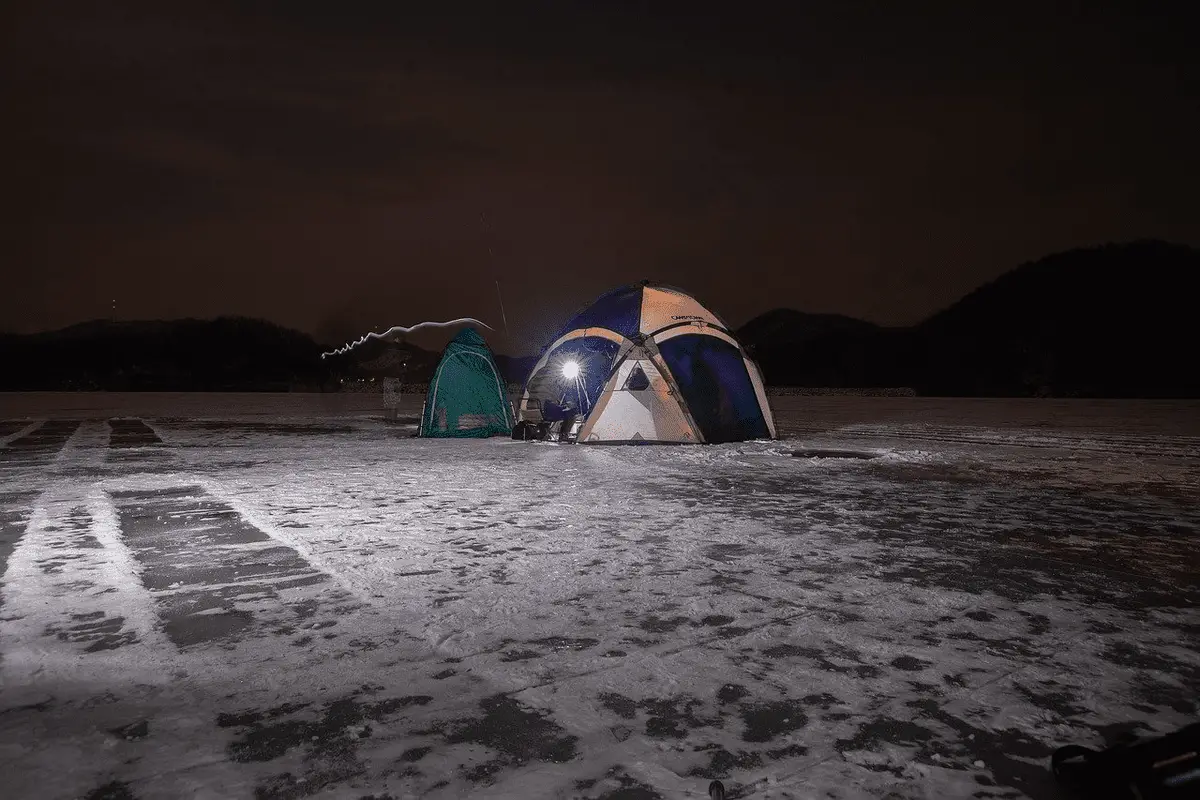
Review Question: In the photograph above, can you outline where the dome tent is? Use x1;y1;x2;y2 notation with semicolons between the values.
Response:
419;327;513;438
515;282;776;444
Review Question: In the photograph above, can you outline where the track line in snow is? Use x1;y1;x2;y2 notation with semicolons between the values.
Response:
0;483;246;797
0;420;42;445
51;419;110;473
196;475;374;606
105;417;176;471
3;419;80;452
108;418;163;447
0;485;169;687
0;421;81;480
109;482;362;650
0;492;39;641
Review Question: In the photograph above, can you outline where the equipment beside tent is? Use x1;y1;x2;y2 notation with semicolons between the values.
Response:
515;282;776;444
419;328;513;438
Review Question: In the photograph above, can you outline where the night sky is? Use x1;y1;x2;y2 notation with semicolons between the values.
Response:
4;1;1197;353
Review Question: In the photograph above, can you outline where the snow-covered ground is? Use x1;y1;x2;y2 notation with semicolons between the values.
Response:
0;394;1196;800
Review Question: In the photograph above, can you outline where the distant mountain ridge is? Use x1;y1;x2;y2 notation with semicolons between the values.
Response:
737;309;880;347
3;240;1197;396
0;316;533;391
738;239;1200;397
0;317;330;391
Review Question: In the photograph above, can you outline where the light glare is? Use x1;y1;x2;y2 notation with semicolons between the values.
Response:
562;361;580;379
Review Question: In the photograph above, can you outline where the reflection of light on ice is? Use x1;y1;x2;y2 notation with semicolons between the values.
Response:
1;395;1194;800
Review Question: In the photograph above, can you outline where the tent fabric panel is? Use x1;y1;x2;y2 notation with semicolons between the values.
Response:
520;335;624;422
656;333;771;444
623;363;651;390
743;356;777;439
422;351;510;438
573;359;623;441
419;358;452;435
652;324;741;348
579;355;698;443
645;350;707;442
420;345;512;438
557;285;644;342
450;327;489;348
639;286;726;336
519;328;629;414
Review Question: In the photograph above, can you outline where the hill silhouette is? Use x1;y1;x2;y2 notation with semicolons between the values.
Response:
739;240;1200;397
2;240;1196;396
0;317;329;391
911;240;1198;396
738;309;880;348
737;310;900;389
0;318;533;391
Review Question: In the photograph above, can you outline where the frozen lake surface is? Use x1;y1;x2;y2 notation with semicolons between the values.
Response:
1;394;1197;799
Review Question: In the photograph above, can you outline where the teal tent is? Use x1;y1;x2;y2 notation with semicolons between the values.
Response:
419;328;513;438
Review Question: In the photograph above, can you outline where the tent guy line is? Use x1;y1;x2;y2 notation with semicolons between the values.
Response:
320;318;494;358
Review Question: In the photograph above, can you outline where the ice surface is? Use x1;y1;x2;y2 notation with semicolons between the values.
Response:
0;393;1197;799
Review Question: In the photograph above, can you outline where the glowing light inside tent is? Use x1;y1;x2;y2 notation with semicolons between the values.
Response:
562;360;580;380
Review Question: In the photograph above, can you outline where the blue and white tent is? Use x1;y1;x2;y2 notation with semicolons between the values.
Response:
517;282;776;444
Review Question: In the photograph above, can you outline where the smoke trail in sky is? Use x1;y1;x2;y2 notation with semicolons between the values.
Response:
320;318;493;358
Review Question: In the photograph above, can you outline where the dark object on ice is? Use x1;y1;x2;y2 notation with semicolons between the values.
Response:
510;416;577;443
1051;722;1200;798
791;448;879;460
558;410;578;442
511;420;539;440
83;781;136;800
709;779;726;799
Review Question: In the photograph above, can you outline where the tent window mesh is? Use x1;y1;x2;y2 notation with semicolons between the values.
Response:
623;364;651;391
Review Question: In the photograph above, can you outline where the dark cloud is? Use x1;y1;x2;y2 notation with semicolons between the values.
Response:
5;5;496;225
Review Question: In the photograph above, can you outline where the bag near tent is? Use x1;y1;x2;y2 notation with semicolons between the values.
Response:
1051;721;1200;798
419;328;513;438
514;281;776;444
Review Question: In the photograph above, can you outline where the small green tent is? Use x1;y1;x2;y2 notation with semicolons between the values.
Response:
419;328;513;438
